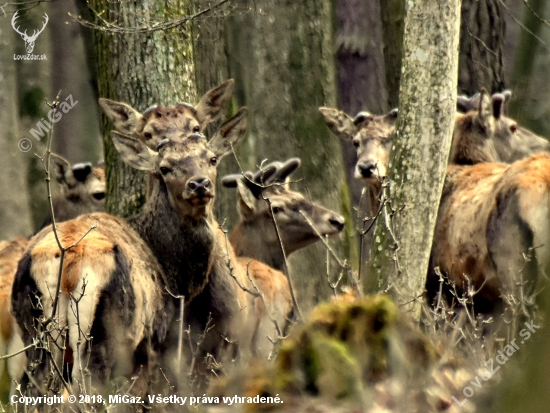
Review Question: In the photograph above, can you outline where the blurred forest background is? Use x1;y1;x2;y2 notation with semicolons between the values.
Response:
1;0;549;313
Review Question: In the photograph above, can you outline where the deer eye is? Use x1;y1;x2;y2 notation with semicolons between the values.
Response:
272;206;284;214
159;167;171;175
210;157;217;166
144;132;153;140
352;140;360;148
510;124;517;133
193;126;200;133
93;192;105;201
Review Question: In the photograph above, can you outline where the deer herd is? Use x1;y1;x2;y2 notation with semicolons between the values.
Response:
2;79;550;407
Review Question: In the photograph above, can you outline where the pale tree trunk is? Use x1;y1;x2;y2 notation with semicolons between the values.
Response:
88;0;196;217
367;0;461;317
458;0;506;95
226;0;353;313
0;15;33;239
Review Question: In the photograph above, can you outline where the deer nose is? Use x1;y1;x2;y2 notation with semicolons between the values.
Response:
329;215;345;232
187;178;211;193
357;161;377;178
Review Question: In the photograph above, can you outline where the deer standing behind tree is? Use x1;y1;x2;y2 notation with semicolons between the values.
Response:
0;156;104;379
320;89;550;323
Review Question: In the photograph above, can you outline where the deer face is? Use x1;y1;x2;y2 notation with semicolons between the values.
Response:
11;11;48;54
51;155;106;212
112;108;248;220
320;107;397;186
248;186;345;253
99;80;235;150
224;158;345;255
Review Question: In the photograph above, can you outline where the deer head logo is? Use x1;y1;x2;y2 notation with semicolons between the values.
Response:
11;11;49;54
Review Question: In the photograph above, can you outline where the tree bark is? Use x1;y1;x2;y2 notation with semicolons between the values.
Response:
50;0;102;164
0;14;33;239
336;0;387;274
380;0;405;108
458;0;506;95
226;0;353;313
88;0;196;217
367;0;461;317
508;0;547;130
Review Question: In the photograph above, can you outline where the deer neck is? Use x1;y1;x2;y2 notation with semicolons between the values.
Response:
229;221;287;271
128;177;214;303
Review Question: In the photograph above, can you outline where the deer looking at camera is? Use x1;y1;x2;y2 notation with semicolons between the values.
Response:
10;107;251;404
0;156;105;380
320;89;550;214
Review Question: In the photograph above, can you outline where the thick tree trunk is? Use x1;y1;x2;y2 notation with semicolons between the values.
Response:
380;0;405;108
458;0;505;95
0;15;33;239
367;0;461;317
226;0;353;313
89;0;196;217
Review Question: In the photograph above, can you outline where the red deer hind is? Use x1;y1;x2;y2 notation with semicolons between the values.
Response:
0;156;105;382
10;110;250;404
221;159;346;353
11;11;48;54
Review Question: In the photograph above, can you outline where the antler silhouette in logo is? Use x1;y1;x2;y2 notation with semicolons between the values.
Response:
11;11;49;54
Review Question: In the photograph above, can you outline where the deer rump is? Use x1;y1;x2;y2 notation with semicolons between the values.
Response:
427;153;550;314
10;213;168;396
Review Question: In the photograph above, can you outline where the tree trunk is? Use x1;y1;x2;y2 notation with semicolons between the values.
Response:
380;0;405;108
50;0;102;164
336;0;387;271
508;0;547;130
458;0;505;95
88;0;196;217
192;0;241;228
367;0;461;317
0;14;33;239
226;0;353;313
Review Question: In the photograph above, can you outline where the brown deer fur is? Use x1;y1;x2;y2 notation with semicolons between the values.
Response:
429;153;550;317
320;90;550;214
10;105;263;403
0;158;105;382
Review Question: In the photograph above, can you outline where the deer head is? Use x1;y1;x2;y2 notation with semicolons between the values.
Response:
112;107;248;220
222;158;345;259
99;80;235;150
11;11;48;54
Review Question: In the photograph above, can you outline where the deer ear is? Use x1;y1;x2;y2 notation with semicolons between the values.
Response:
476;89;493;132
195;79;235;130
99;98;144;136
110;131;158;171
209;107;248;158
50;154;76;187
319;107;357;141
236;179;257;217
